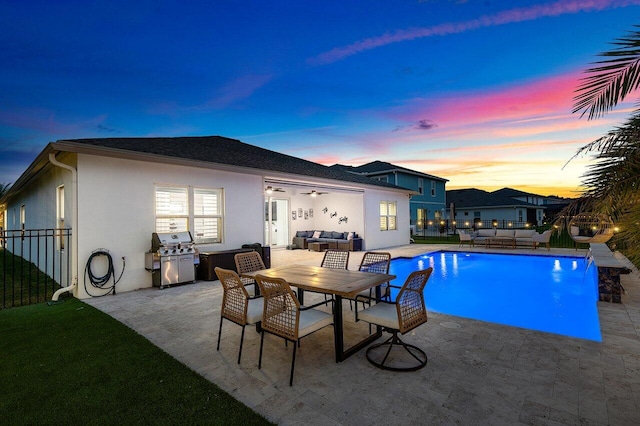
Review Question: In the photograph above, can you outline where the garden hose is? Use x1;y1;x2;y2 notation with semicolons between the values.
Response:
84;249;125;297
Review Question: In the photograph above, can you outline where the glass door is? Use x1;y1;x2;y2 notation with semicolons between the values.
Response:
264;198;289;247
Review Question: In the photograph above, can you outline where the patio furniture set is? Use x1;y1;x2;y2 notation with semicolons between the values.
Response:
292;230;363;251
215;250;432;385
457;228;552;250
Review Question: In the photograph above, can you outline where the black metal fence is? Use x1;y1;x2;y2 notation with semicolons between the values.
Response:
411;219;579;249
0;228;72;309
412;219;536;237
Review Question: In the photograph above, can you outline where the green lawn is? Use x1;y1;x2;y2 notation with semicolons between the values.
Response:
0;298;272;425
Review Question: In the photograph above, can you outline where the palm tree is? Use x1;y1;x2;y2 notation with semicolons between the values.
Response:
570;26;640;267
0;182;11;200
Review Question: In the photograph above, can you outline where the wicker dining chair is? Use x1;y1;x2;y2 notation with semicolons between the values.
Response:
234;251;266;295
321;249;350;270
254;274;334;386
350;252;392;310
320;250;350;305
356;268;433;371
215;267;263;364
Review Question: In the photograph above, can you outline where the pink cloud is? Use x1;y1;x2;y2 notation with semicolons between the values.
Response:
308;0;640;65
398;72;580;126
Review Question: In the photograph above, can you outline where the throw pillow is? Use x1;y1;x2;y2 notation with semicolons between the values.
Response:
312;230;322;238
347;232;354;240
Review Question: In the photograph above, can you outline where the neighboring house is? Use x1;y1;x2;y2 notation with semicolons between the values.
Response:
446;188;545;228
492;187;572;222
0;136;417;298
332;161;448;234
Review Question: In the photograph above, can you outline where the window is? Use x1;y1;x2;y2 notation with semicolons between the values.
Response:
193;188;222;243
155;186;223;243
418;178;423;195
372;175;388;183
20;205;26;229
57;185;65;250
431;181;436;197
380;201;397;231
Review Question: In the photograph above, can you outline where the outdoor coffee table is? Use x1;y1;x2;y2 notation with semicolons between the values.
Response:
241;264;396;362
308;242;329;252
485;237;516;249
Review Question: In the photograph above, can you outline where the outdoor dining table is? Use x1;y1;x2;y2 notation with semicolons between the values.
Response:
241;264;396;362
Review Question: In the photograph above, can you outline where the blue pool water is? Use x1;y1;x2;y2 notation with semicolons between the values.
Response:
389;251;601;341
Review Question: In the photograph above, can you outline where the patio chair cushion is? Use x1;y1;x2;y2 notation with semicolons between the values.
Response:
246;297;264;324
358;302;399;330
477;229;495;237
298;308;333;338
515;230;536;238
496;229;515;238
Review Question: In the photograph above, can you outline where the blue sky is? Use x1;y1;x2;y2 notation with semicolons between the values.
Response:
2;0;640;196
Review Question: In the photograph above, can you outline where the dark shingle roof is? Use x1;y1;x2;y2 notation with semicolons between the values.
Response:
52;136;405;190
492;187;540;198
331;160;448;182
446;188;540;209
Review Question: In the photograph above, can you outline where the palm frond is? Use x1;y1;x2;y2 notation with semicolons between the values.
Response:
573;27;640;119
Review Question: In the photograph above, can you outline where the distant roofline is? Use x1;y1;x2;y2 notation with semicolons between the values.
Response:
333;161;448;182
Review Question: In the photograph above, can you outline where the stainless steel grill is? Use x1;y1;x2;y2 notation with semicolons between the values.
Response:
145;231;198;289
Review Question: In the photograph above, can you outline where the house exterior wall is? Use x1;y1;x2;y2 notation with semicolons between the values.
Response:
306;192;363;235
363;189;411;249
363;171;446;227
1;153;75;288
512;195;545;206
455;206;543;226
409;179;446;223
75;154;264;297
5;151;414;298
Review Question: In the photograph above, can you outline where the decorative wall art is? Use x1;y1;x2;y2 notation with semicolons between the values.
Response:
292;211;297;220
322;207;328;214
304;210;309;220
298;208;303;217
309;208;313;218
339;216;348;224
330;211;337;218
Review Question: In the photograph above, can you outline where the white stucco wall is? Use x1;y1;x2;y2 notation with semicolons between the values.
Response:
75;154;264;297
309;192;363;235
289;191;364;241
2;154;74;287
363;189;411;250
5;151;414;299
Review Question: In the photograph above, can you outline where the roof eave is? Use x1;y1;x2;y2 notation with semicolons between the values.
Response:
51;140;417;196
1;143;57;204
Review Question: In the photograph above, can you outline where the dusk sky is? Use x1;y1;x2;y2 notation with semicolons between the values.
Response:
2;0;640;197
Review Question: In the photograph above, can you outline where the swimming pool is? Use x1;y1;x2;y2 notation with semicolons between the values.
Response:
389;251;601;341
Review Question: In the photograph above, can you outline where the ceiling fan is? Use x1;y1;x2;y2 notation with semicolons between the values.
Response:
265;186;285;194
301;190;328;197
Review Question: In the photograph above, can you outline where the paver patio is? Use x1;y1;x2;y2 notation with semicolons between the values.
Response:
86;244;640;425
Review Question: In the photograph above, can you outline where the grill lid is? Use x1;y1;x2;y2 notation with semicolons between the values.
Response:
152;232;194;251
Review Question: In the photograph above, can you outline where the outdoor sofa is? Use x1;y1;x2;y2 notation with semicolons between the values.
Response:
292;230;363;251
468;228;552;250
